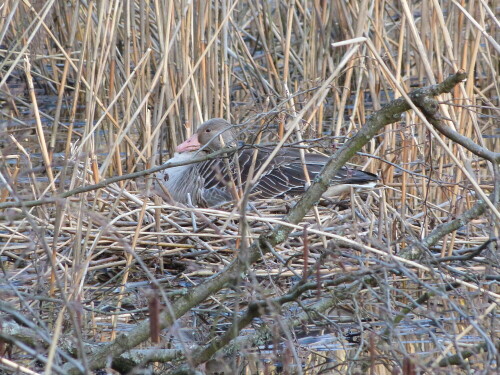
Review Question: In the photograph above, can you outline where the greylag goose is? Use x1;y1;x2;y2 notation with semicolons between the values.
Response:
156;118;378;207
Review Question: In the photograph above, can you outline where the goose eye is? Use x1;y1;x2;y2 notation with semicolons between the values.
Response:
205;129;211;133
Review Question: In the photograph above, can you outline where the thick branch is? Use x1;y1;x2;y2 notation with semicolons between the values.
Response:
438;341;500;367
167;271;377;375
411;96;500;163
168;268;380;374
263;70;468;246
399;194;491;259
65;71;467;374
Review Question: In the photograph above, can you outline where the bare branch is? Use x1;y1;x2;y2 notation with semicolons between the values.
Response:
63;71;468;374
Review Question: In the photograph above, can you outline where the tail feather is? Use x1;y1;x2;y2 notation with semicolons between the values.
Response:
333;168;379;185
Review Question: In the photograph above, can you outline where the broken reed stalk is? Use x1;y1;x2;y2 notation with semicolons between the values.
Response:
1;1;498;374
65;71;469;374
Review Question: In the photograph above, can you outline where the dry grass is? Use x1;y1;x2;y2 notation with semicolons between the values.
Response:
0;1;498;374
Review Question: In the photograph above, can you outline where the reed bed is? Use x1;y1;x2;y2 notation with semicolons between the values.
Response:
0;0;498;374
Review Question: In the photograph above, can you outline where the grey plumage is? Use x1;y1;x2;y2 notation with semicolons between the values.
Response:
156;119;379;207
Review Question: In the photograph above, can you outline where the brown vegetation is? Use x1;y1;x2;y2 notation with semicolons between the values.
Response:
0;1;498;374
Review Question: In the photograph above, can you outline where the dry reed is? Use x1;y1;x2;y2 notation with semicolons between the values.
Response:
0;1;498;374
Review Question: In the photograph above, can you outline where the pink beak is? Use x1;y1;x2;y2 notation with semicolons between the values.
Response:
176;133;201;153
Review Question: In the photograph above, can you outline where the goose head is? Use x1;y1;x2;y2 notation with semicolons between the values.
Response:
176;118;238;153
